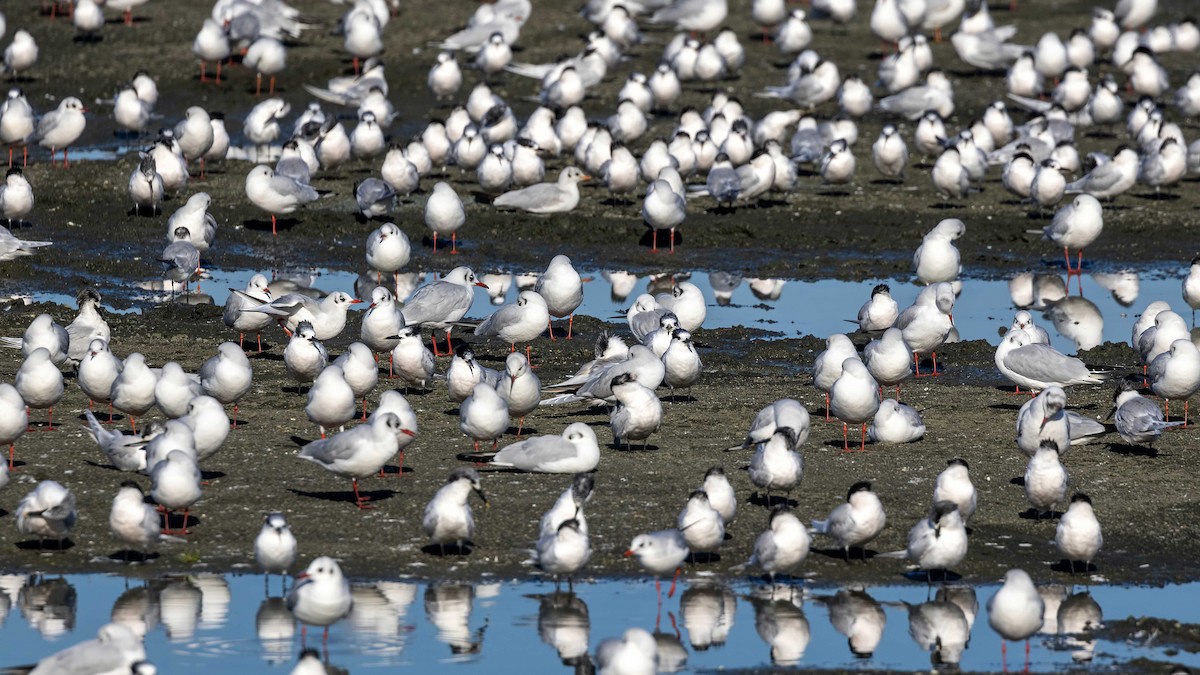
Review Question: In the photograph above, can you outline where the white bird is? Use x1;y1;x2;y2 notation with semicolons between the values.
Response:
200;342;253;426
539;472;594;538
128;154;163;215
494;166;590;214
243;291;361;341
255;512;298;582
15;347;63;430
424;181;466;254
245;165;320;235
913;218;964;285
284;321;328;390
0;166;33;223
460;382;509;451
1;312;68;364
1111;379;1181;447
856;284;899;332
304;365;356;439
447;345;503;402
494;352;540;435
1064;146;1137;200
35;97;86;168
75;336;118;410
1024;439;1068;517
223;274;273;351
596;627;658;675
110;481;178;559
814;333;859;421
367;389;419;477
0;383;24;469
154;361;203;419
359;287;404;370
332;342;378;420
811;481;887;560
182;395;229;463
878;501;968;577
244;36;287;96
388;325;435;390
748;427;804;504
624;529;690;597
167;192;217;254
529;516;592;580
1056;493;1102;573
25;623;145;675
299;412;409;508
287;557;353;641
933;458;977;524
642;177;686;253
987;569;1044;670
1042;194;1103;276
830;358;880;451
995;331;1105;392
150;449;202;535
737;505;810;582
868;399;925;442
535;255;585;340
864;327;912;397
735;398;811;450
610;372;663;449
423;468;488;553
3;30;37;79
1148;338;1200;425
662;329;702;397
486;422;599;473
84;410;147;472
475;290;550;358
16;480;76;547
401;266;487;356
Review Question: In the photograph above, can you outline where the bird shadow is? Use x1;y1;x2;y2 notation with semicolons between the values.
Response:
902;569;962;583
289;487;398;507
1050;559;1097;574
84;459;127;472
200;470;226;481
128;205;160;217
686;551;721;564
987;401;1026;410
377;465;414;477
16;538;74;551
108;550;160;564
1133;192;1181;202
747;492;797;508
0;508;7;518
638;229;681;251
1009;476;1025;486
422;542;475;556
929;202;965;210
661;394;698;404
812;546;878;562
1107;441;1159;458
252;352;284;362
505;426;539;436
160;511;200;533
244;217;300;234
819;189;852;198
72;34;104;44
611;441;659;451
290;435;314;448
1018;508;1062;521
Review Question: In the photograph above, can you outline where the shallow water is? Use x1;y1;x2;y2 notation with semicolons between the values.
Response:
0;572;1194;672
67;262;1187;354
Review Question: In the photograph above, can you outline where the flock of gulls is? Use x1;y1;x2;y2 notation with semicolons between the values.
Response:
0;0;1197;671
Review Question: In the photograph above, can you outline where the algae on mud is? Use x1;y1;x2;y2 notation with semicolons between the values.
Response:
0;0;1197;591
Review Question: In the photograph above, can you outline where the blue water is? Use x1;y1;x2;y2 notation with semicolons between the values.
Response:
0;573;1194;672
107;264;1184;355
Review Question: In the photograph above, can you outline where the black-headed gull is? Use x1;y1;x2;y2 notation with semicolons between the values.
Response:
200;342;254;427
223;274;273;351
150;449;202;535
493;166;590;213
287;557;353;643
995;331;1106;391
401;267;487;356
245;165;320;235
242;291;361;340
987;569;1044;670
298;412;409;509
829;358;880;451
255;512;298;590
625;529;689;599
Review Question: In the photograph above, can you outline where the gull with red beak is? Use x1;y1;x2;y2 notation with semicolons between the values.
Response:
400;266;488;356
241;291;362;340
287;556;352;646
298;412;412;509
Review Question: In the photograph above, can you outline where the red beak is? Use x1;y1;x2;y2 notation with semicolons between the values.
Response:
623;549;634;558
350;299;364;304
401;428;416;437
475;282;490;289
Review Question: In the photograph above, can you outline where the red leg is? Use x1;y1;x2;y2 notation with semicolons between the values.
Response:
216;60;222;84
255;72;262;97
268;75;275;96
129;415;137;434
257;333;263;353
450;232;459;255
930;352;941;377
63;147;69;168
46;407;54;431
353;56;360;74
516;417;525;437
232;403;240;429
566;314;574;339
180;508;192;535
825;392;830;421
238;332;245;347
912;352;923;377
429;332;442;357
271;214;277;236
548;319;555;341
432;232;438;253
361;397;368;421
669;227;676;254
8;443;14;470
667;567;680;598
1185;400;1190;428
860;423;867;451
1001;640;1008;674
842;422;850;452
1164;399;1170;422
651;230;659;254
352;478;375;509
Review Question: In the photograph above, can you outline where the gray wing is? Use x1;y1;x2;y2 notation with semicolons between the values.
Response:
1073;162;1122;194
1003;344;1090;383
402;282;470;325
247;293;315;317
494;182;566;211
1065;411;1105;443
475;303;522;338
356;178;395;209
298;435;355;464
29;639;124;675
492;435;574;470
268;174;319;204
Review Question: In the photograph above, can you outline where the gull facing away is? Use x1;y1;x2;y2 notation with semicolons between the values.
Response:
482;422;600;473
